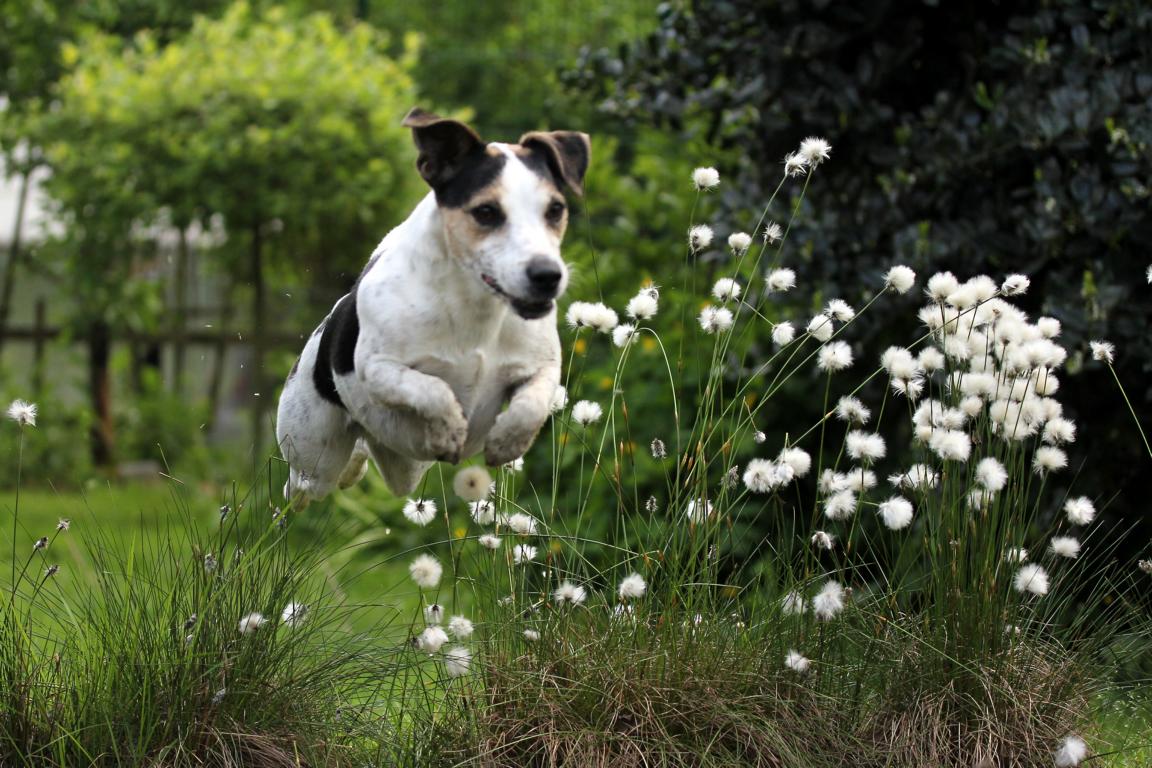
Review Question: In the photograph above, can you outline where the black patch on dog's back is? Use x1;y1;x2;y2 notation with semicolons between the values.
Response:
313;292;359;409
433;149;506;208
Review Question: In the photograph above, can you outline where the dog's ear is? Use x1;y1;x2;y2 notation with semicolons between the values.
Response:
518;131;591;196
401;107;485;189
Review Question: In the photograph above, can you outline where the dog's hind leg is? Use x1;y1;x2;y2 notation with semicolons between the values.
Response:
364;439;432;497
337;439;372;489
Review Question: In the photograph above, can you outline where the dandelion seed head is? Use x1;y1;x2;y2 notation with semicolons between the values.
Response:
1014;563;1050;596
879;496;915;530
766;268;797;293
884;265;916;294
835;396;871;425
403;498;437;527
409;554;443;589
772;322;796;346
417;626;449;653
689;224;714;251
712;278;742;302
553;581;587;606
238;612;267;635
572;400;603;426
806;314;834;342
1089;340;1115;364
618;572;647;599
812;580;846;620
785;650;812;673
692;166;720;190
698;305;734;334
1064;497;1095;526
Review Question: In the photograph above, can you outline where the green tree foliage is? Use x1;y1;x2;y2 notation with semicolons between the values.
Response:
573;0;1152;538
33;2;424;456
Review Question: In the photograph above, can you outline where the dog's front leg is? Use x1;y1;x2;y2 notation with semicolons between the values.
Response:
359;356;469;463
485;367;559;467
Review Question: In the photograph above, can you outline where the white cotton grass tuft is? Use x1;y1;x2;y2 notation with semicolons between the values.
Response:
823;490;857;521
478;533;501;550
1089;340;1115;364
1064;497;1096;526
835;396;871;425
772;322;796;346
692;167;720;190
470;500;496;525
926;271;960;302
1050;536;1082;559
812;580;846;620
798;137;832;166
504;512;538;535
1014;563;1050;596
686;498;713;523
1032;446;1068;475
783;152;808;177
817;341;854;372
766;268;797;292
845;431;886;463
6;399;37;427
549;384;568;413
884;265;916;294
238;612;267;635
825;299;855;323
688;224;714;251
402;498;437;527
572;400;603;425
1006;547;1029;564
523;628;540;642
781;590;806;615
806;315;834;342
612;324;639;348
618;572;647;599
453;466;492;502
280;602;307;628
417;626;449;653
443;646;472;678
763;221;784;243
728;232;752;254
448;615;474;638
810;530;835;550
712;278;742;302
1000;273;1030;296
928;429;971;462
1054;735;1088;768
409;554;443;589
742;459;795;493
626;289;659;321
512;544;537;564
424;603;444;625
698;306;734;334
553;581;587;606
878;496;914;530
778;446;812;477
975;457;1008;492
785;650;811;674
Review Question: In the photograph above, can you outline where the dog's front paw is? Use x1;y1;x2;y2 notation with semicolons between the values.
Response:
426;406;469;464
484;418;541;468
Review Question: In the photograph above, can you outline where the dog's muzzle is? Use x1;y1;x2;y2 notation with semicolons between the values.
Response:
482;258;564;320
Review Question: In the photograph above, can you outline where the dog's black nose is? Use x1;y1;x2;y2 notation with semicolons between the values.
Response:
526;257;563;295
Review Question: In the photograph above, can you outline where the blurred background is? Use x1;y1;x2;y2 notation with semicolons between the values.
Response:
0;0;1148;593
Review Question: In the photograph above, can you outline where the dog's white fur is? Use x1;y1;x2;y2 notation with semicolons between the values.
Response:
276;113;586;503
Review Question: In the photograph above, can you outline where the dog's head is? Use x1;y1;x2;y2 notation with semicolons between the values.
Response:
402;108;589;320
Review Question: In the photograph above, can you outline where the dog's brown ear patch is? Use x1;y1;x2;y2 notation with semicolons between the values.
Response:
402;108;486;190
518;131;591;196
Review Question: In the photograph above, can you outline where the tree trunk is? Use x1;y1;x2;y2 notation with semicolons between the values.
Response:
172;226;190;395
250;223;267;453
205;280;236;432
0;171;32;361
88;319;116;468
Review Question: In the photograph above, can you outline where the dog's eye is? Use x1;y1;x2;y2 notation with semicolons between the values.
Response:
470;204;505;228
545;201;567;224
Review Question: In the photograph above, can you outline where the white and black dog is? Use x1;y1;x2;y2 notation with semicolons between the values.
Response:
275;108;588;503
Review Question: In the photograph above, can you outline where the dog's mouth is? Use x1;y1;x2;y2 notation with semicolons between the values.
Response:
481;274;554;320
